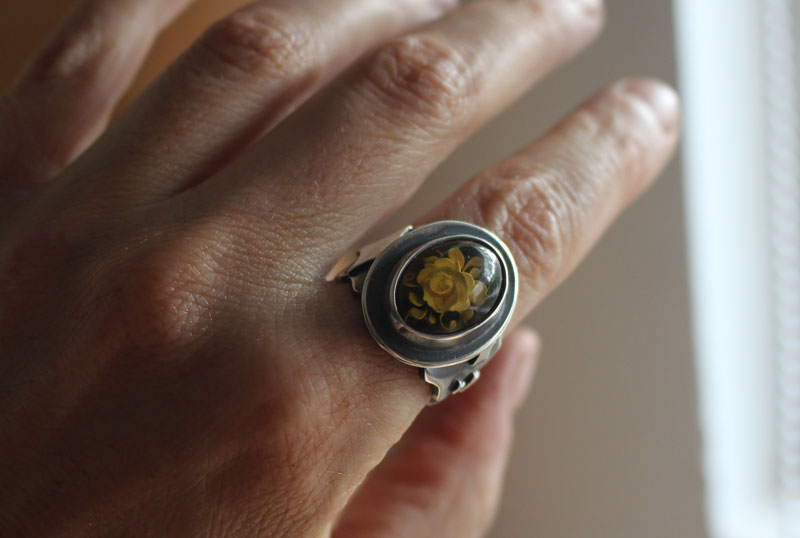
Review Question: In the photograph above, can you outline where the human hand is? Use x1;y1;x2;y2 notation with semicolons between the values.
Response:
0;0;678;536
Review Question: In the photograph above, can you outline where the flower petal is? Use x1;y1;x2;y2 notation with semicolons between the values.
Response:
464;256;483;271
434;258;459;271
407;307;427;320
440;316;459;332
448;247;465;271
417;266;435;284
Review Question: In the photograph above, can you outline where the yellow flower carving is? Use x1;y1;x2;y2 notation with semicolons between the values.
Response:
403;247;488;333
418;248;474;314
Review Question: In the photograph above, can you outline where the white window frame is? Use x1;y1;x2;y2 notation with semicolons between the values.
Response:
675;0;800;536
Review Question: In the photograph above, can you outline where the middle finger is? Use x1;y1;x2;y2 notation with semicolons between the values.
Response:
197;0;604;261
68;0;455;199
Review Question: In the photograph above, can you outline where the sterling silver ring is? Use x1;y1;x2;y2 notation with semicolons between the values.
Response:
327;221;519;403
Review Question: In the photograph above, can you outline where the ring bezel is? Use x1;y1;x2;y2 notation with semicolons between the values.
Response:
361;221;518;368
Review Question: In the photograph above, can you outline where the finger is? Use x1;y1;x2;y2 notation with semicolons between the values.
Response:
243;77;677;536
162;2;600;530
331;329;539;538
205;0;604;256
74;0;457;200
0;0;194;185
423;78;680;318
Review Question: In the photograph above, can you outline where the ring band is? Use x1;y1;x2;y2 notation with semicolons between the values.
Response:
327;221;519;403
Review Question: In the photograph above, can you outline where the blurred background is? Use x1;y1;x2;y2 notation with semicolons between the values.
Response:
2;1;767;537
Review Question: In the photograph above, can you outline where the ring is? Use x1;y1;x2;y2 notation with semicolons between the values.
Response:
327;221;519;403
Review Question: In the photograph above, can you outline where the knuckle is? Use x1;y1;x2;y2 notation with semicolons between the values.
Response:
473;167;578;286
117;232;228;351
530;0;606;29
200;7;314;77
365;35;476;122
611;89;663;179
580;84;663;185
23;13;107;84
515;0;605;41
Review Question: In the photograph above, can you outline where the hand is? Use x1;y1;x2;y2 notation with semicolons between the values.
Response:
0;0;678;536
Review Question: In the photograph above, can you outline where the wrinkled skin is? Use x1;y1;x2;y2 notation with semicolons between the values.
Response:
0;0;679;536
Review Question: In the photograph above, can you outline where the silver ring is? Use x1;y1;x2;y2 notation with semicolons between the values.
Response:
327;221;519;403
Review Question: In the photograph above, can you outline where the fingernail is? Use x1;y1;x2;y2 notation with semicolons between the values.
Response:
623;78;680;134
507;330;540;410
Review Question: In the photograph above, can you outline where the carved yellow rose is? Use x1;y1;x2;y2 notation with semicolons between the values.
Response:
418;248;474;314
403;247;488;332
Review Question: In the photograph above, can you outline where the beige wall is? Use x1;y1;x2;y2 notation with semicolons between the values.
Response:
1;1;705;536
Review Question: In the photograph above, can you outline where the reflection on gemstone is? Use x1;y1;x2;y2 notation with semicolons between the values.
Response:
395;240;502;335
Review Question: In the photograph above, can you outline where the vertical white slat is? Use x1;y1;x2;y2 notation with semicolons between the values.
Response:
674;0;778;536
762;1;800;535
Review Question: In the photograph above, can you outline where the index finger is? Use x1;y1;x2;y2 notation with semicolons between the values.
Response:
422;78;680;318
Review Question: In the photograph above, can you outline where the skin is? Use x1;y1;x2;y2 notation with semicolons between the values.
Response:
0;0;679;536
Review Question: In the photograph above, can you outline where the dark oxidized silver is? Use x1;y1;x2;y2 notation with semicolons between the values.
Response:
327;221;519;403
